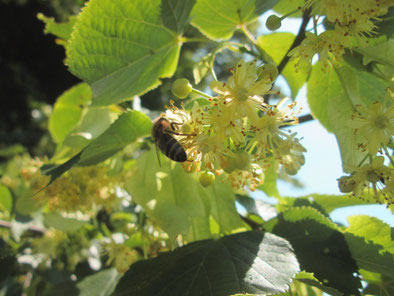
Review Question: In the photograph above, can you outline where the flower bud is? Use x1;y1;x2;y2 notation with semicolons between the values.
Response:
199;171;215;187
257;63;278;82
171;78;192;99
266;15;282;31
338;176;356;193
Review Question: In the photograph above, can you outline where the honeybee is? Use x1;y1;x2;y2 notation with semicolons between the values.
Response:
152;117;187;163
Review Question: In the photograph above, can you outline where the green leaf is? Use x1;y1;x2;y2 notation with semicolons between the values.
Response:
126;149;210;241
37;13;77;42
257;159;279;197
358;39;394;73
49;83;92;144
360;269;394;296
66;0;181;106
78;110;152;166
43;213;87;233
344;232;394;276
161;0;196;32
273;0;303;18
62;108;116;150
307;62;341;132
265;207;362;295
257;32;307;98
283;194;375;214
190;0;258;40
0;185;13;214
113;231;299;296
327;93;364;173
334;62;387;107
42;110;151;188
77;268;119;296
346;215;394;254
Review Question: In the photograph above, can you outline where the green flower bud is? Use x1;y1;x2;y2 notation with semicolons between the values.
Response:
199;171;215;187
257;63;278;82
285;167;298;176
266;15;282;31
171;78;192;98
338;176;356;193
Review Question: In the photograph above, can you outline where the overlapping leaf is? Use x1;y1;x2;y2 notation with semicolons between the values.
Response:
113;231;299;296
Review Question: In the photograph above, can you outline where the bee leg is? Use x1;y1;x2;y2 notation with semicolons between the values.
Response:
165;129;196;137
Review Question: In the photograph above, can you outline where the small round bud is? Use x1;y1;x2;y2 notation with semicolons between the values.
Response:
266;15;282;31
285;167;298;176
171;78;192;99
233;151;250;170
338;176;356;193
257;63;278;82
221;156;236;174
199;171;215;187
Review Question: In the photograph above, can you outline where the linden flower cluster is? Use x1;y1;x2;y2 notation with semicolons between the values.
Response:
165;60;306;190
289;0;394;70
338;86;394;205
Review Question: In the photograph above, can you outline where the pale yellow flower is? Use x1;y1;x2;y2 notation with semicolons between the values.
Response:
349;89;394;155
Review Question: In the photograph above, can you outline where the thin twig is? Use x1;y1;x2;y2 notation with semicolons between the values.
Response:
0;220;46;233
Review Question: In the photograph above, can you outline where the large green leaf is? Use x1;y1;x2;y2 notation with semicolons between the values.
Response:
113;231;299;296
161;0;196;32
265;207;362;295
125;149;244;241
307;62;341;132
358;39;394;74
278;194;374;214
344;232;394;276
78;110;152;165
346;215;394;254
49;83;92;144
191;0;277;40
66;0;181;106
257;33;307;98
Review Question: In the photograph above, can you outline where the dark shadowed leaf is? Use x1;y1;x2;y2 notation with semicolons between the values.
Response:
264;207;362;295
113;231;299;296
161;0;196;32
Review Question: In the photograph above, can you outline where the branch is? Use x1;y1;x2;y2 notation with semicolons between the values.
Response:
0;220;46;234
277;9;311;76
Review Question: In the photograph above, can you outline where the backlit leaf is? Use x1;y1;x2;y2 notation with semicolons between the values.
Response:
161;0;196;32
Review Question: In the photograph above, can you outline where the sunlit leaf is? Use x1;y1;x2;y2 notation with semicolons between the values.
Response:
307;62;341;132
49;83;92;144
66;0;181;106
161;0;196;32
273;0;303;18
265;207;362;295
358;39;394;73
113;231;299;296
191;0;274;40
346;215;394;254
236;194;277;221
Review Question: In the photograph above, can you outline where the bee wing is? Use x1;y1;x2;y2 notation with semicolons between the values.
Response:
155;144;162;167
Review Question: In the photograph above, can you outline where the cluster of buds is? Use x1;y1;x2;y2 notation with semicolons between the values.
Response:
338;85;394;205
289;0;393;71
163;60;306;191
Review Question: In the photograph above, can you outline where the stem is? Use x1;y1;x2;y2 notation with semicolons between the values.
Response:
191;88;213;99
277;9;311;76
240;24;258;47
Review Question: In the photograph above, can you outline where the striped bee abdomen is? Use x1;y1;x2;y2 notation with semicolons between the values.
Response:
160;134;187;162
